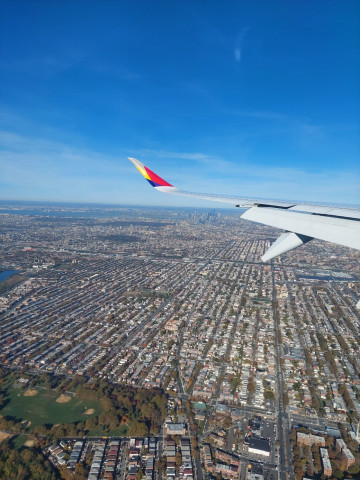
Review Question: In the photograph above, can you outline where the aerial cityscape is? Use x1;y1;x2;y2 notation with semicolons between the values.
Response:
0;202;359;480
1;0;359;479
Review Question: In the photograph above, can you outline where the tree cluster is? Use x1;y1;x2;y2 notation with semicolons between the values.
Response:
1;372;167;441
0;441;59;480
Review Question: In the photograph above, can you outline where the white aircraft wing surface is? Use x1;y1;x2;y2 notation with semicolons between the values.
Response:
128;157;360;261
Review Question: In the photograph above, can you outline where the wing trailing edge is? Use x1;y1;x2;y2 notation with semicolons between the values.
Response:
128;157;360;260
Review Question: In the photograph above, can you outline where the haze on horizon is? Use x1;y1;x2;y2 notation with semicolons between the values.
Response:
0;1;359;207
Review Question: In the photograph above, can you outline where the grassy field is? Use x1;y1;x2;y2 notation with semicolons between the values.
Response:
12;434;28;449
88;425;128;437
1;387;101;428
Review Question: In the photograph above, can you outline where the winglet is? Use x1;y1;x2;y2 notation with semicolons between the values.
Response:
128;157;173;188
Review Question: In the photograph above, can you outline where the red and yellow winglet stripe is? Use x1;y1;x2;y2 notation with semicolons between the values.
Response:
128;157;173;187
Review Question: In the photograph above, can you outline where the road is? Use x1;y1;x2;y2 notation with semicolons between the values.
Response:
271;264;294;480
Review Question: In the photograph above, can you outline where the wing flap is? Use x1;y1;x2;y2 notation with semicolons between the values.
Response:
242;206;360;251
288;204;360;220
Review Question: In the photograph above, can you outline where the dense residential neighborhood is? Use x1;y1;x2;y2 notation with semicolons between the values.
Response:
0;203;359;480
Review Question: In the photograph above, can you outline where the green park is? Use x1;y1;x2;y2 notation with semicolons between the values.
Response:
0;385;101;430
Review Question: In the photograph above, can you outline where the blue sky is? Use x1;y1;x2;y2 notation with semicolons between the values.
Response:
1;1;359;206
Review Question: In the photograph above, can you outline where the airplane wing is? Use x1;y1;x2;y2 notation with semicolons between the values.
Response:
128;157;360;261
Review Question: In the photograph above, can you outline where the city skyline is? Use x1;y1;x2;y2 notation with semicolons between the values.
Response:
1;1;359;206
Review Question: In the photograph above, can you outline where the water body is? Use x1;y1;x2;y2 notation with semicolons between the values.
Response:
0;270;20;282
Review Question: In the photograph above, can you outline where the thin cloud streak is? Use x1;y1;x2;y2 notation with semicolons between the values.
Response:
136;149;209;161
226;109;290;121
234;27;249;62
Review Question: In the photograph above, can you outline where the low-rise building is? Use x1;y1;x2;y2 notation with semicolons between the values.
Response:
248;438;271;457
165;423;186;435
297;433;325;447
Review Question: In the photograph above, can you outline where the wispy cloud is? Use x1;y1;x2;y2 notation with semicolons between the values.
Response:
136;149;210;162
0;130;135;202
234;27;249;62
1;129;359;206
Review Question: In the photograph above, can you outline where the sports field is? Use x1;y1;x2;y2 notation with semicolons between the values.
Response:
0;387;101;428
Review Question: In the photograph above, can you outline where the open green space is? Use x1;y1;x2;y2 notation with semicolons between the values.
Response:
12;434;29;450
1;387;102;429
54;263;71;270
0;274;26;295
88;425;128;437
